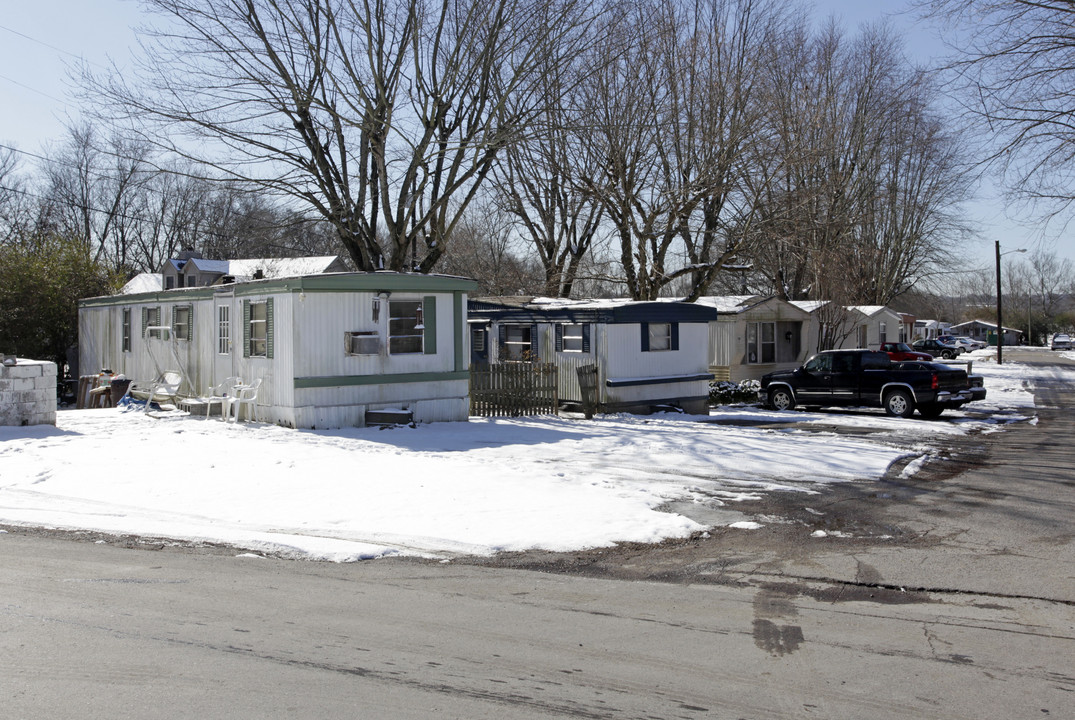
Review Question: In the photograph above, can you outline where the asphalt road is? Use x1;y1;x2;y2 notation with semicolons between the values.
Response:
1;348;1072;719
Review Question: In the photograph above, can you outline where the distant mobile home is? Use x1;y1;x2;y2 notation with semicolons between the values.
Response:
79;272;476;428
468;297;716;414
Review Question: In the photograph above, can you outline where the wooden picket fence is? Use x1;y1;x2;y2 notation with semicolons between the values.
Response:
469;363;559;417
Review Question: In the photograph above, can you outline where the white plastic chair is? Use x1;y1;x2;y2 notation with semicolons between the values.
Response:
204;376;243;420
225;377;262;422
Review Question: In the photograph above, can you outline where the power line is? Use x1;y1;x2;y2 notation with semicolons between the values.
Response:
0;22;113;72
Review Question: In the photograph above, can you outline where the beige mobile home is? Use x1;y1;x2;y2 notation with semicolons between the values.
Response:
79;272;476;428
699;296;811;382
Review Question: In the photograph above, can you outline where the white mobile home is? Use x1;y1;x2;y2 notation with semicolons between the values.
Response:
79;272;476;428
468;297;715;414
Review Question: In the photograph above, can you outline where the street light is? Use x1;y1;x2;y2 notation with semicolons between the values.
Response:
995;241;1027;365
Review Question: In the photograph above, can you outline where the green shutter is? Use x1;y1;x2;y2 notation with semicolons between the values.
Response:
422;296;436;355
242;300;251;358
187;304;194;342
142;307;148;339
266;297;274;359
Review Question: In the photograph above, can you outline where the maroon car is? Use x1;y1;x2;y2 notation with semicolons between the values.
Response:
878;342;932;361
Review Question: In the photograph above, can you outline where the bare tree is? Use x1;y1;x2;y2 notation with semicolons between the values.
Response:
435;199;544;295
919;0;1075;224
747;20;967;305
576;0;774;300
80;0;598;274
491;44;604;297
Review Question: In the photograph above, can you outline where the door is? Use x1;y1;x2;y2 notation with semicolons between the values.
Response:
795;354;833;402
213;301;237;388
828;352;859;401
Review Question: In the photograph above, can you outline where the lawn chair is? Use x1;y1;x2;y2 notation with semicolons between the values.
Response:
125;370;184;413
204;376;243;420
225;377;262;422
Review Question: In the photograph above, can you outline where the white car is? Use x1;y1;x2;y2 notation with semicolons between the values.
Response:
1051;333;1072;351
954;336;987;351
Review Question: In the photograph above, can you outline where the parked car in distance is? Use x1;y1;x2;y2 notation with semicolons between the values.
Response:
878;342;933;361
1051;333;1073;351
912;338;964;360
951;336;987;352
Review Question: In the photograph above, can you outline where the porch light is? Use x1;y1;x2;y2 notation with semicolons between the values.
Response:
414;304;425;331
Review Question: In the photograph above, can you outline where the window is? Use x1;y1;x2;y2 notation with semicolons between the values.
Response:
641;322;678;352
217;305;230;355
345;331;380;355
122;308;131;352
747;322;776;364
165;276;175;290
471;327;486;353
143;306;164;339
500;324;534;361
557;324;587;353
648;323;671;351
249;301;268;357
389;300;423;354
879;322;887;345
173;306;191;341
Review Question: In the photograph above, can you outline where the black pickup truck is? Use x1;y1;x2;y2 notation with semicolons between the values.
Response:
760;349;986;418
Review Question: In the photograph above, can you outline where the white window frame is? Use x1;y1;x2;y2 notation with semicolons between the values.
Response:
217;305;230;355
747;322;776;364
249;301;268;357
173;306;191;341
388;300;423;355
647;322;672;352
561;324;585;353
501;324;534;362
122;308;131;352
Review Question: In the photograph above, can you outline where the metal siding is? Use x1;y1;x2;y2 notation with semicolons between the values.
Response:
605;323;709;380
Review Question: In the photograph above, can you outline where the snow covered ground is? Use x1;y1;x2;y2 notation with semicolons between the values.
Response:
0;350;1065;562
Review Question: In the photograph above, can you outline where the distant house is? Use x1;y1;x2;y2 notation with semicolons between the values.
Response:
914;319;950;340
697;296;811;382
468;297;715;414
161;250;348;290
80;271;477;428
950;319;1022;346
846;305;905;349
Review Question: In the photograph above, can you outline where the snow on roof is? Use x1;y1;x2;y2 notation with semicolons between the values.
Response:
227;256;341;280
848;305;889;317
789;300;829;313
120;273;163;294
691;295;760;313
178;255;342;281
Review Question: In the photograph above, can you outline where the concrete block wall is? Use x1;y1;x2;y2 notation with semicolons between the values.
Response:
0;359;58;426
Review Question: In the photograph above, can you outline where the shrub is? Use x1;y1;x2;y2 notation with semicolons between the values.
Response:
708;379;760;406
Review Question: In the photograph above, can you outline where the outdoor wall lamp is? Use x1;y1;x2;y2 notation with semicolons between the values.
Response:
785;331;794;341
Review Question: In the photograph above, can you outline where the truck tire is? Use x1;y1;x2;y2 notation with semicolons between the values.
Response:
768;387;796;411
884;389;915;418
918;404;944;419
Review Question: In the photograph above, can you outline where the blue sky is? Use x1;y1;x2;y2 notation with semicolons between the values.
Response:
0;0;1067;267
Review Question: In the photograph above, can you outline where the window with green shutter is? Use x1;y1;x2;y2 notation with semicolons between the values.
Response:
244;299;273;358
